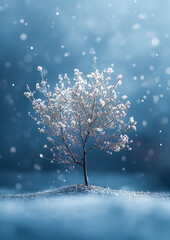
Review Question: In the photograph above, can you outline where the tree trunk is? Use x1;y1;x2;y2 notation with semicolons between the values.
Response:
83;161;88;186
83;144;88;186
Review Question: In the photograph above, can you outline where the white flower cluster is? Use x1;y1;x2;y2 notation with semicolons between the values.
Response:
24;57;137;166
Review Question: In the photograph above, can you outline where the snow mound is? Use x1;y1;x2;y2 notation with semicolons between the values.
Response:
1;185;170;240
1;184;170;200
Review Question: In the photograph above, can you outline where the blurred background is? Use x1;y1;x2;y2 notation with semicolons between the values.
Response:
1;0;170;193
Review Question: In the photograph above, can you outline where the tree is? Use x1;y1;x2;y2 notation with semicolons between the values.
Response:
24;57;137;186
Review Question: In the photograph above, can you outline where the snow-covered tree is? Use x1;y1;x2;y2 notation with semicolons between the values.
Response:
24;57;137;186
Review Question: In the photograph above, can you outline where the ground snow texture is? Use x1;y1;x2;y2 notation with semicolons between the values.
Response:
0;185;170;240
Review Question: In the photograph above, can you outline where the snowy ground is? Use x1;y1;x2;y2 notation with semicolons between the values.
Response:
1;184;170;240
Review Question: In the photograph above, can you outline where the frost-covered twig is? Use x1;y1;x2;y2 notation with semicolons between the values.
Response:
24;57;137;186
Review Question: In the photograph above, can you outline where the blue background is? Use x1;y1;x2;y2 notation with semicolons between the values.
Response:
1;0;170;191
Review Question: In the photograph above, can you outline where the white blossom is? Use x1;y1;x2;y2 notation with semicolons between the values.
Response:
24;92;31;98
58;122;66;128
122;95;128;100
118;80;122;86
132;125;137;131
36;83;40;90
37;66;42;72
96;128;103;132
117;74;123;80
39;129;44;133
44;115;51;122
107;68;114;74
25;57;137;186
129;117;134;123
47;137;53;142
99;99;105;107
87;119;92;123
41;80;46;87
71;120;76;126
